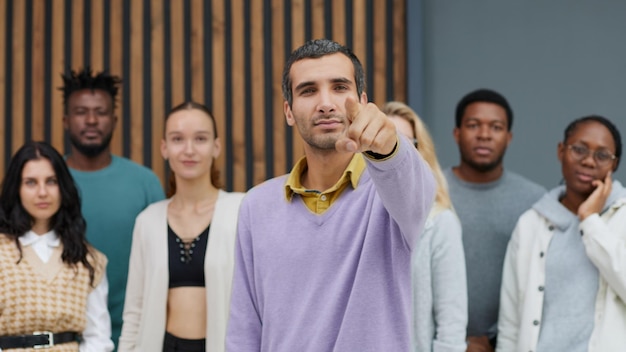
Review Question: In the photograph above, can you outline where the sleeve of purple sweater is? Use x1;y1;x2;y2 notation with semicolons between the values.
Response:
225;201;261;351
364;135;436;251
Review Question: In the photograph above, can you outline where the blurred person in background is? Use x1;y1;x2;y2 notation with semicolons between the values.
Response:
384;101;467;352
61;67;165;349
498;115;626;352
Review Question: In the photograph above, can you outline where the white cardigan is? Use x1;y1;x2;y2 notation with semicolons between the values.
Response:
118;190;245;352
497;196;626;352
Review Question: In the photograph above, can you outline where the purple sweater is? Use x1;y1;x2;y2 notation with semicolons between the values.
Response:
226;138;436;352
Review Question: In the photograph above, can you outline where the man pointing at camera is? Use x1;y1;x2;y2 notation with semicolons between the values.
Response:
226;39;436;352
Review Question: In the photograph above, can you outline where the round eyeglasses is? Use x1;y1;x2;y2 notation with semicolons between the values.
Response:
566;144;616;166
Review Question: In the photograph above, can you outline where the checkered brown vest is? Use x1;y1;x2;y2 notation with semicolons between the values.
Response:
0;234;106;351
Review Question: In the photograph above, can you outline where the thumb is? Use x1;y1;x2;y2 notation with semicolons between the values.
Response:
335;137;358;153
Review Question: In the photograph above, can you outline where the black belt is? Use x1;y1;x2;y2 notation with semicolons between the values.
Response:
0;331;80;349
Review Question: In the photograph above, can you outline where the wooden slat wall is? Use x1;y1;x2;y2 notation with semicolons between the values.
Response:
0;0;407;192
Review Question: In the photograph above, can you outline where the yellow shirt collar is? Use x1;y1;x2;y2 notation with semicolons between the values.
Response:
284;153;366;201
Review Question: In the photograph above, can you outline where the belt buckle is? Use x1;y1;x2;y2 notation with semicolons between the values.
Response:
33;331;54;349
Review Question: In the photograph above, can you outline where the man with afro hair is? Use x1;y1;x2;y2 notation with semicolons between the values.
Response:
62;67;165;350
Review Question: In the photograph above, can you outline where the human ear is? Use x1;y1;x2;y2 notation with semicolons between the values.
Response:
160;139;168;160
284;101;295;126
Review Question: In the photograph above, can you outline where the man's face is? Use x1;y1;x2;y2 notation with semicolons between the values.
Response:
283;53;366;152
63;89;117;157
453;101;512;172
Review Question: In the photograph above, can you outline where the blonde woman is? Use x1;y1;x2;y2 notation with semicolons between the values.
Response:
383;102;468;352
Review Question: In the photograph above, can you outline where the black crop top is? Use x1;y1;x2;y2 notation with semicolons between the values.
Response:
168;224;209;288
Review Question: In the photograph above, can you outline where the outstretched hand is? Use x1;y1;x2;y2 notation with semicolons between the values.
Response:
334;97;397;155
578;170;613;220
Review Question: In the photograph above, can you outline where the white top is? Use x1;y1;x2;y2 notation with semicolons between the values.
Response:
0;230;114;352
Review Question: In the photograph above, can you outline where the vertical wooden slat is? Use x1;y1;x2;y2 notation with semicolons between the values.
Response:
271;0;286;175
50;0;65;153
90;0;104;72
352;0;367;87
211;0;226;182
31;0;45;141
291;0;306;53
71;0;83;69
151;0;165;184
190;0;204;103
331;0;345;45
12;0;26;152
231;0;246;191
129;0;143;163
109;0;123;156
251;0;266;185
0;0;6;174
170;0;184;106
392;0;406;102
372;0;386;105
290;0;306;162
311;0;324;40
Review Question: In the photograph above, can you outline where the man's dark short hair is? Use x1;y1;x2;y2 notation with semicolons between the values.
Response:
281;39;366;107
60;67;122;113
455;89;513;130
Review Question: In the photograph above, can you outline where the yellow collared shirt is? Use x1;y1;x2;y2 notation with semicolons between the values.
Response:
284;154;366;214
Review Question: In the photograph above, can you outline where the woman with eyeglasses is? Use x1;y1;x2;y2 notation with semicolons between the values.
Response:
497;115;626;352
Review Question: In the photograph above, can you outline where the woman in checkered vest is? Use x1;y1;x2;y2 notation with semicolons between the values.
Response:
0;141;113;351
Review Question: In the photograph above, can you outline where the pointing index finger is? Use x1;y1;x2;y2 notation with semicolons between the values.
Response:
345;96;361;123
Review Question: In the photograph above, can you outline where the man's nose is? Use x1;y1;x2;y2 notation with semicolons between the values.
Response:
477;125;491;139
317;91;336;114
85;111;98;124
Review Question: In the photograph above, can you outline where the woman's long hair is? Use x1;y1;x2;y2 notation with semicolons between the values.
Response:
382;101;453;211
165;101;222;197
0;141;96;285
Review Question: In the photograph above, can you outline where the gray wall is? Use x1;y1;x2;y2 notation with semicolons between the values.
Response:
409;1;626;189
